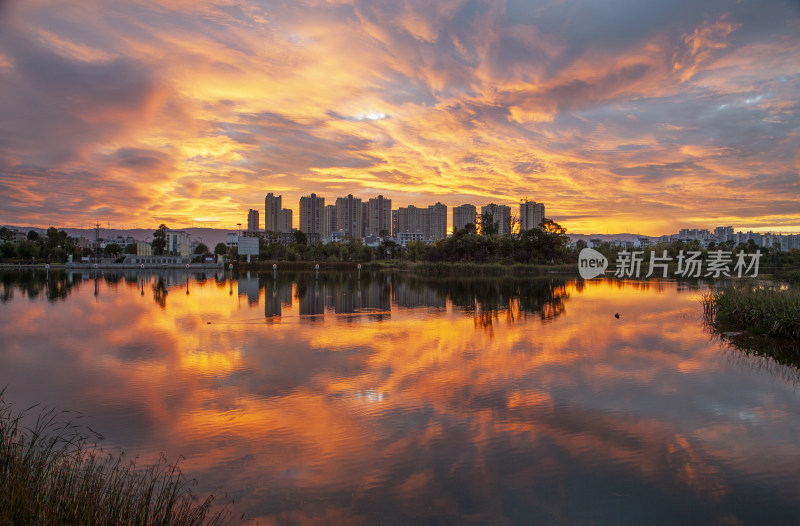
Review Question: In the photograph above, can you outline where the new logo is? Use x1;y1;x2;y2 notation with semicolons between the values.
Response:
578;248;608;279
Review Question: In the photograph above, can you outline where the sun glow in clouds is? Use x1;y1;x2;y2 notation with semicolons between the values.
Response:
0;0;797;234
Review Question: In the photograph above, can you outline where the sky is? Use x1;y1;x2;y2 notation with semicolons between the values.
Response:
0;0;798;235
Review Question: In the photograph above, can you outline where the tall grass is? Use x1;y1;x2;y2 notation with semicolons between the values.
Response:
702;285;800;340
0;388;238;525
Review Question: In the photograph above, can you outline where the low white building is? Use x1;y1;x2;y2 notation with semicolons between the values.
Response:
397;232;426;247
166;230;192;256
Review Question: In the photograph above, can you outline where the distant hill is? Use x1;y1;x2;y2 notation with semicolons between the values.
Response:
567;233;659;244
2;226;230;247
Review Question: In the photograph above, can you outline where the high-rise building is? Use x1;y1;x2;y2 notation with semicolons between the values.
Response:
265;193;282;233
427;202;447;240
394;203;447;240
335;194;363;237
280;208;293;233
481;204;511;235
519;200;545;231
322;204;337;240
714;226;734;243
366;195;392;237
452;204;477;233
361;202;368;238
247;209;259;233
299;193;325;234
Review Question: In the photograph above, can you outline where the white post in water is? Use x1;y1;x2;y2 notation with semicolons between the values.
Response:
273;263;277;280
315;263;319;279
357;263;361;280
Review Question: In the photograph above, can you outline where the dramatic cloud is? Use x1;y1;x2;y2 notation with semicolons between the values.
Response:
0;0;798;234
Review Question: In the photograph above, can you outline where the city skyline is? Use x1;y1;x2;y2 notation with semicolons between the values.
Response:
0;1;798;235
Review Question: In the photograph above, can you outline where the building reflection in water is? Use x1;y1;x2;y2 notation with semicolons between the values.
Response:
237;271;260;305
3;269;800;524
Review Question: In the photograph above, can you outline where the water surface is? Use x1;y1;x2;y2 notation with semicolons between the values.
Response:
1;270;799;525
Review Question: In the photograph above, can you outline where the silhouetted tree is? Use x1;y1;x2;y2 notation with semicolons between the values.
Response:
152;224;168;255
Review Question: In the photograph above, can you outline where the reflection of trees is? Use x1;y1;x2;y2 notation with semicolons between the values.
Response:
152;276;168;309
392;275;570;327
708;324;800;380
0;269;233;304
0;270;81;302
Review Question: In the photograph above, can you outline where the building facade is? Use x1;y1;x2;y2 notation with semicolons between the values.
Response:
366;195;392;237
335;194;363;237
247;209;259;233
519;200;545;231
453;204;477;233
280;208;293;233
299;193;325;234
480;204;511;235
165;230;192;256
394;203;447;240
322;204;337;240
265;193;282;233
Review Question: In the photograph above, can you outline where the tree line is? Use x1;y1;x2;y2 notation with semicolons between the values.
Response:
231;215;573;265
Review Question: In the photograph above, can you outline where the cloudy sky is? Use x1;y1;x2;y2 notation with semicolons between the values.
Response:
0;0;798;235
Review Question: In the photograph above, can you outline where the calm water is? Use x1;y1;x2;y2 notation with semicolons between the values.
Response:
2;270;800;525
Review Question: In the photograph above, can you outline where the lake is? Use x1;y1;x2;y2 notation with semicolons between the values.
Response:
2;269;800;525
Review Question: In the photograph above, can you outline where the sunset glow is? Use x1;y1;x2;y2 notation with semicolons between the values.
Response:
0;0;798;235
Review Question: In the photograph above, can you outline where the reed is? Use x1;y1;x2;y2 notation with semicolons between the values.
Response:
0;388;237;526
702;285;800;340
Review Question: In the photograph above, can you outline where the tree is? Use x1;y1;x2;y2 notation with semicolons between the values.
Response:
194;243;209;255
214;242;228;255
0;227;13;243
479;212;498;237
124;243;138;254
0;243;14;258
293;230;308;246
26;230;39;241
103;243;123;256
16;239;39;259
152;224;168;255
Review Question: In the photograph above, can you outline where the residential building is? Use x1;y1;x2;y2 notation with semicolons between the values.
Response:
322;204;337;240
397;231;426;246
519;200;545;231
280;208;293;233
480;204;511;235
335;194;363;238
714;226;734;243
394;203;447;240
452;204;477;233
247;209;259;233
136;241;152;257
299;193;325;234
366;195;392;237
265;193;282;233
166;230;192;256
226;233;238;249
361;202;369;238
428;202;447;240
